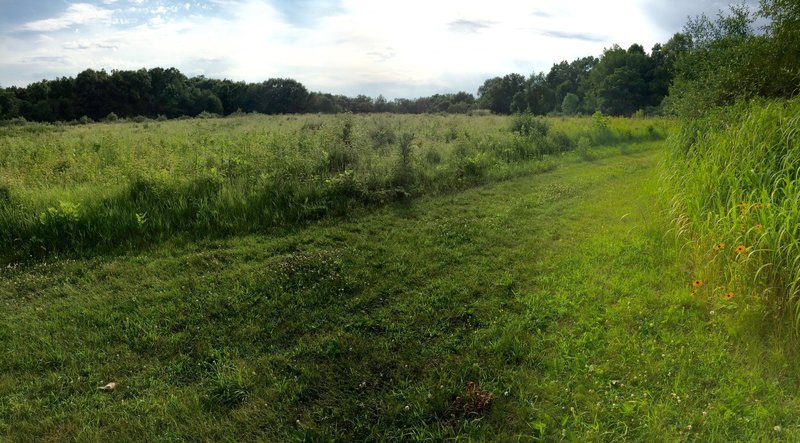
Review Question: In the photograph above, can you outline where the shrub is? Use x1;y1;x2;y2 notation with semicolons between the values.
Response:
368;118;396;149
511;112;549;137
546;131;575;153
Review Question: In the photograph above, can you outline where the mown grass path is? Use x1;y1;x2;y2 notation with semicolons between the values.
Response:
2;143;800;441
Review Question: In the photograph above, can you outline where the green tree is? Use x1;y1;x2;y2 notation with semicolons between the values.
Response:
478;74;526;114
562;92;579;115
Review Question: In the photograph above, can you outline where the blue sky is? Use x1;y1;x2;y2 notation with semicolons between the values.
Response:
0;0;751;98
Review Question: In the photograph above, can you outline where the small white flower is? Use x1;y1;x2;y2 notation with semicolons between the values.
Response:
774;425;782;432
404;405;410;411
709;310;716;316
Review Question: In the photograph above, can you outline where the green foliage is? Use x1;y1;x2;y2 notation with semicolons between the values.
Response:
562;92;580;115
4;145;800;440
667;98;800;328
510;112;549;137
666;2;800;117
0;114;666;261
0;184;10;205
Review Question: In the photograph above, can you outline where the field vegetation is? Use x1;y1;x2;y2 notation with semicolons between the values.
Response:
0;112;667;262
2;0;800;440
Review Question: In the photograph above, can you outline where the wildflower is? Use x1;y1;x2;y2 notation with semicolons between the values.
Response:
692;280;704;288
714;243;725;251
735;245;747;254
724;292;734;300
754;224;763;233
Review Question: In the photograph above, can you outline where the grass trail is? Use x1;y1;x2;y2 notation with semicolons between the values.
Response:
2;143;800;441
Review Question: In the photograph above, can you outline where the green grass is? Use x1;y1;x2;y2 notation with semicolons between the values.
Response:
3;141;800;441
667;97;800;331
0;113;668;261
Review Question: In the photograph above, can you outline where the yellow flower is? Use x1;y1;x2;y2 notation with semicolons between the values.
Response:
714;243;725;251
754;224;763;233
692;280;704;288
735;245;747;254
724;292;734;300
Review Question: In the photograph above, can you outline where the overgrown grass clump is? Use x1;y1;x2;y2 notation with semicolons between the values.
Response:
0;113;668;261
667;97;800;327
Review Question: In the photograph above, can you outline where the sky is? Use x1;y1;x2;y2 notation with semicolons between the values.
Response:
0;0;752;98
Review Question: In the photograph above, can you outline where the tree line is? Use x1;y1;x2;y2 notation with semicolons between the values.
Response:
0;68;481;122
0;0;796;122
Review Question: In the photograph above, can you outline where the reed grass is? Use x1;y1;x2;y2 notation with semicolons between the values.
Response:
666;97;800;329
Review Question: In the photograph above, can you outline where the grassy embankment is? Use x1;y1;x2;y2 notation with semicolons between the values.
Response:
3;116;800;440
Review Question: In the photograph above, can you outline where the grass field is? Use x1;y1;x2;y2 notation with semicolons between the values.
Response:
3;125;800;440
0;113;667;262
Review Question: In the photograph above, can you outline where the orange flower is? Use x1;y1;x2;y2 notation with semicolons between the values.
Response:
692;280;704;288
724;292;734;300
735;245;747;254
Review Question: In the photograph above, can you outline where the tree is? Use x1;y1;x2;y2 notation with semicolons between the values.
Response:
477;73;526;114
562;92;579;115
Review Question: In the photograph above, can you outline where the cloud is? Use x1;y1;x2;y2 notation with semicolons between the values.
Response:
540;29;607;42
367;47;396;62
1;0;698;96
21;56;68;64
531;9;555;18
448;19;494;34
62;40;120;51
19;3;113;32
639;0;759;33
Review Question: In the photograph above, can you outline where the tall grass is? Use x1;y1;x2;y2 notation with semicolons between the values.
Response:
666;98;800;329
0;113;668;261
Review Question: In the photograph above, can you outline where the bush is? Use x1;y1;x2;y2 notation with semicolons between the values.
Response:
511;112;549;137
546;131;575;153
105;112;119;122
368;118;396;149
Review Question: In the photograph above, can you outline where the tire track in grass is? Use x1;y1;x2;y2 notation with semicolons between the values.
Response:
2;144;800;441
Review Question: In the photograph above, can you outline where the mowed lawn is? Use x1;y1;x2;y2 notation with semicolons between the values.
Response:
2;143;800;441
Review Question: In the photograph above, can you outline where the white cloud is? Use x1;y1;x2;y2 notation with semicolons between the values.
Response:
19;3;114;32
3;0;678;96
